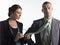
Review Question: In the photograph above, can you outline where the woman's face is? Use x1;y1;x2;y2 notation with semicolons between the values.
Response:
11;8;22;20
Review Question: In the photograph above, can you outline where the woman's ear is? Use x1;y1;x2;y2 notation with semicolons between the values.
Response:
9;13;13;18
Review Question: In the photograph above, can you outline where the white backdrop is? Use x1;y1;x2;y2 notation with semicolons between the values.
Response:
0;0;60;43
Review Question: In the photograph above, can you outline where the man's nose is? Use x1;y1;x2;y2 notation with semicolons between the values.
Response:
46;8;49;12
19;14;21;16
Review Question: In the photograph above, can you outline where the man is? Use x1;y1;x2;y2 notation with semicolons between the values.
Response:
25;1;60;45
0;22;1;45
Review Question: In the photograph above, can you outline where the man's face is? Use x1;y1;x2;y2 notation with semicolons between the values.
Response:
42;3;53;18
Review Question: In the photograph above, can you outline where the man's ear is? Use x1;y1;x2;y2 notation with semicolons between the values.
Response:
42;9;44;12
52;7;53;11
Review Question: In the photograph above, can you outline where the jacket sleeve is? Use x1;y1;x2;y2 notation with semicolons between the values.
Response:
24;21;39;45
59;21;60;45
25;21;39;34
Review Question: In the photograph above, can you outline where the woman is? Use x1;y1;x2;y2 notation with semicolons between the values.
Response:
0;4;34;45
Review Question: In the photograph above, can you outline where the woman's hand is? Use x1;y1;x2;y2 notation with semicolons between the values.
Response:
16;33;24;39
14;33;24;41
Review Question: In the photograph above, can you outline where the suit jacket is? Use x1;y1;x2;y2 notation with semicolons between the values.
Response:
0;22;1;45
0;18;34;45
25;18;60;45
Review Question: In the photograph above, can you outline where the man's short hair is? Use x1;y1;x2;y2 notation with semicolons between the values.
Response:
42;1;51;7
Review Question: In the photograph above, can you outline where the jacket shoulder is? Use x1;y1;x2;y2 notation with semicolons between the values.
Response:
0;20;7;24
53;18;60;23
17;21;23;26
33;18;44;24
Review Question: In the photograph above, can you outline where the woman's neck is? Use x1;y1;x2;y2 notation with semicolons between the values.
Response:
9;18;18;28
9;18;16;22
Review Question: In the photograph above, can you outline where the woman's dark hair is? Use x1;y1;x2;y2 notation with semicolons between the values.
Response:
8;4;22;17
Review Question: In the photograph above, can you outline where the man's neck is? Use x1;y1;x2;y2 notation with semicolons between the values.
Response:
44;16;52;19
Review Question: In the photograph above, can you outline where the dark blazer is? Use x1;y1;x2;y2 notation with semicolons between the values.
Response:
0;22;1;45
0;18;34;45
25;18;60;45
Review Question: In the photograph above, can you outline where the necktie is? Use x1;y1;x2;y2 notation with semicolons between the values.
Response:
25;19;51;45
25;19;49;35
42;21;51;45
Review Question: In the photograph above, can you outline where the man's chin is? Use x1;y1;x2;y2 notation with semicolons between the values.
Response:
16;18;20;20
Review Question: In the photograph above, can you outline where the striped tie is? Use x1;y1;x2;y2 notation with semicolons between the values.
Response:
43;21;51;45
25;19;49;35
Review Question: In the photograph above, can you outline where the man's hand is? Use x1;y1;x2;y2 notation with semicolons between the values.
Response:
24;34;30;40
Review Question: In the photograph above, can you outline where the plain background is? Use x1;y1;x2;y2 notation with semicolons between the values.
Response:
0;0;60;43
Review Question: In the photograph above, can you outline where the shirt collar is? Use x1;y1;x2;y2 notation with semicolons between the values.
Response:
44;17;52;24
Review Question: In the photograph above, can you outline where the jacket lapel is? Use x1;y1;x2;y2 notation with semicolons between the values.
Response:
51;18;59;45
5;19;15;39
